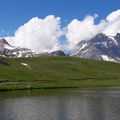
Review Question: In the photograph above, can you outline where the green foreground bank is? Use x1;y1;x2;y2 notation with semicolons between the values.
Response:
0;56;120;91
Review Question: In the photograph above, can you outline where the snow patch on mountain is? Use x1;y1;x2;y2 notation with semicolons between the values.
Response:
71;43;87;56
21;63;31;69
101;55;110;61
109;36;118;45
101;55;116;62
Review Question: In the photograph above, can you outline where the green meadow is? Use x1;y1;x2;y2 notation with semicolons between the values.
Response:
0;56;120;91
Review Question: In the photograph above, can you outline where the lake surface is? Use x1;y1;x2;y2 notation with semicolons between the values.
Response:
0;88;120;120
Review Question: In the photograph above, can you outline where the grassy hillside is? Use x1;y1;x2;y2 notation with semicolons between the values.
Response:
0;56;120;90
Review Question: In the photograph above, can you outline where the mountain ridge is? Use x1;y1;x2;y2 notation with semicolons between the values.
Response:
1;33;120;63
70;33;120;63
0;38;66;58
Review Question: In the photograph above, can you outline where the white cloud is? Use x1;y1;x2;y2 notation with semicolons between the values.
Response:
66;14;104;49
103;10;120;36
6;15;64;52
5;9;120;52
106;9;120;22
66;9;120;49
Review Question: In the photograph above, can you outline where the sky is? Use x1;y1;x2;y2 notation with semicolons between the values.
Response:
0;0;119;35
0;0;120;52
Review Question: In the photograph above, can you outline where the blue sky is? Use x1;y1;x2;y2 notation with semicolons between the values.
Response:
0;0;120;36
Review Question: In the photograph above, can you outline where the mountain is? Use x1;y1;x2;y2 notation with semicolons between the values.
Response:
0;38;66;57
2;33;120;63
70;33;120;63
37;50;66;57
48;50;66;56
0;38;35;57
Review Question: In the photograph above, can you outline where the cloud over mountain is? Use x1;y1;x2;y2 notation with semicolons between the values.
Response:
66;9;120;49
66;14;104;49
6;15;64;52
5;9;120;52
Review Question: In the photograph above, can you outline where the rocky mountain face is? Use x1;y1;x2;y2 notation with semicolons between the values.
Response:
0;38;36;57
70;33;120;63
36;50;66;57
49;50;66;56
0;38;66;57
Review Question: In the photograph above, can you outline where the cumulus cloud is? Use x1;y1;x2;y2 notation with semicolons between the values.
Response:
66;14;104;49
6;15;64;52
66;9;120;49
5;9;120;52
103;9;120;36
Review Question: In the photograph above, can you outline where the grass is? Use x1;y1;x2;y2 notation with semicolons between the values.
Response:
0;56;120;90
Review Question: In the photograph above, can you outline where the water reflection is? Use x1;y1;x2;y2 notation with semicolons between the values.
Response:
0;89;120;120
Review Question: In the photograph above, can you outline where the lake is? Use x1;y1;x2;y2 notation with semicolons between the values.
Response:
0;88;120;120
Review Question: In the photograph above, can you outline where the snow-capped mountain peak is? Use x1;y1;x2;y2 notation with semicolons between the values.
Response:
70;33;120;63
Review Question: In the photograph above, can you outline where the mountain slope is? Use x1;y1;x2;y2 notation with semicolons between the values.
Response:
70;33;120;63
0;56;120;90
0;56;120;81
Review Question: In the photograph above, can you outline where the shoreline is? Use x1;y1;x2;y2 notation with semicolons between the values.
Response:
1;79;120;92
1;86;120;92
